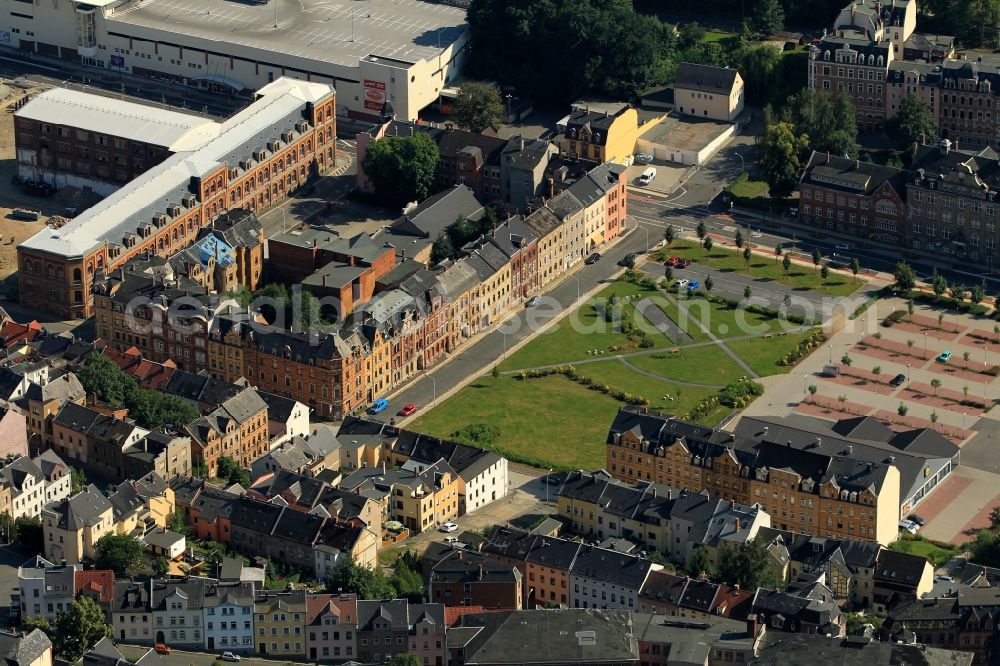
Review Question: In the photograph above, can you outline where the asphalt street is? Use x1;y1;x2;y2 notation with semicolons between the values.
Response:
118;644;312;666
373;223;655;420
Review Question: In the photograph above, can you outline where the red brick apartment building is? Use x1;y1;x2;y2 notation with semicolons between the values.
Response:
17;78;337;319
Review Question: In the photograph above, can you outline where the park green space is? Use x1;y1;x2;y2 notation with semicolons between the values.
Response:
726;330;817;376
408;371;726;471
654;239;862;297
727;173;768;199
415;275;825;470
496;279;675;371
627;345;748;387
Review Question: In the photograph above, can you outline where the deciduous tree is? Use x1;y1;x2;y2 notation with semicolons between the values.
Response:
452;82;504;132
760;121;807;198
362;133;440;207
887;93;937;148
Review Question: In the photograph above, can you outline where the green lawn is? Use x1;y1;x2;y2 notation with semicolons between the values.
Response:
700;30;739;47
889;535;958;568
627;345;748;387
655;240;862;297
727;329;818;376
498;279;672;371
408;368;732;471
408;374;619;470
727;173;768;199
573;359;728;423
647;293;712;343
682;297;790;339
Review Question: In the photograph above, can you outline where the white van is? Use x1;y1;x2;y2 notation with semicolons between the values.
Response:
639;167;656;185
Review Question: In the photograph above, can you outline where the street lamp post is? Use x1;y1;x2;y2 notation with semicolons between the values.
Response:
429;374;437;408
572;276;581;302
545;468;553;503
907;363;911;389
502;331;508;359
644;226;650;253
924;332;928;359
829;344;833;364
735;152;745;174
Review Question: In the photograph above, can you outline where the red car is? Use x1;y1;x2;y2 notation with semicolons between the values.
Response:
399;403;418;416
666;256;681;266
154;644;172;655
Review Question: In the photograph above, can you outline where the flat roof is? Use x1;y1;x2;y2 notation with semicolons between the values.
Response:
20;78;334;258
15;88;218;150
107;0;468;69
639;115;732;151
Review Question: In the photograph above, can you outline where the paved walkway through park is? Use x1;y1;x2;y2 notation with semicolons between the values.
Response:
635;297;692;343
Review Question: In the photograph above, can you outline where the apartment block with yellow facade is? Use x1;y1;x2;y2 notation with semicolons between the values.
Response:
606;409;959;547
42;485;115;564
674;62;746;122
339;460;460;534
560;103;649;165
255;589;308;658
42;474;174;565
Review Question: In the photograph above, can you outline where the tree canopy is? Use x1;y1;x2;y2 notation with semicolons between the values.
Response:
893;262;917;292
467;0;676;103
95;534;145;576
362;133;440;207
780;88;858;158
452;82;504;132
14;515;43;555
717;539;783;590
218;455;251;487
54;596;112;662
78;355;198;429
386;655;421;666
760;121;808;198
752;0;785;35
887;93;937;148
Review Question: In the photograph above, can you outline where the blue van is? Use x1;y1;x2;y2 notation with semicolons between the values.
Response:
368;398;389;414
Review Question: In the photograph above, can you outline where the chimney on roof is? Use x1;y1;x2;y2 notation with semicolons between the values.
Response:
478;564;484;580
734;518;741;533
322;275;328;287
826;151;831;163
730;499;735;509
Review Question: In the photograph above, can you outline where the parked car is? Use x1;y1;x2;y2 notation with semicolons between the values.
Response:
585;253;601;265
444;536;459;544
634;153;654;164
675;279;690;288
154;645;172;655
544;473;563;485
898;519;919;534
398;403;418;417
525;296;541;307
666;256;682;266
908;514;926;526
619;253;638;267
936;350;953;363
687;279;700;290
834;243;851;251
220;653;241;662
889;373;906;387
439;522;458;533
677;259;692;268
368;397;389;414
936;575;954;582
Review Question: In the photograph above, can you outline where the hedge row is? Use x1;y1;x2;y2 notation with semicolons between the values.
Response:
777;329;828;367
517;365;651;406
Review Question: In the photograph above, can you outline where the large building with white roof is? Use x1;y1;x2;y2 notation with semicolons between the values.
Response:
1;0;467;121
14;87;219;194
17;77;337;319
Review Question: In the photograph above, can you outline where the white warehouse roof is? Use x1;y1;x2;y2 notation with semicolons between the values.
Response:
15;87;219;151
19;78;334;259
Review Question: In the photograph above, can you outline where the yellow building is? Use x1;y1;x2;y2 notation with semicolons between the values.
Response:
255;590;308;658
42;485;116;564
561;105;638;164
674;63;745;122
340;460;460;534
41;475;175;565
